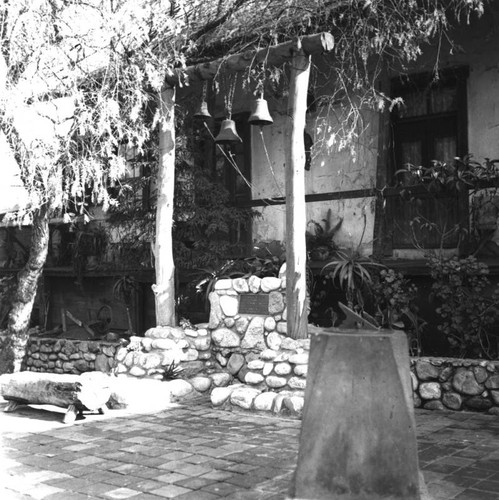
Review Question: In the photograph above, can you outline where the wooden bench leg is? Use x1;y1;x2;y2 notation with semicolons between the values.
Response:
4;401;23;413
63;404;78;424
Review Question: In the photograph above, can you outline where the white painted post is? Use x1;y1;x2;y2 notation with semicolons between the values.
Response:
153;86;177;326
285;40;310;340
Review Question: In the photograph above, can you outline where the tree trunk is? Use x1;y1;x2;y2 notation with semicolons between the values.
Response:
152;87;176;327
0;371;111;410
0;205;50;374
285;41;310;340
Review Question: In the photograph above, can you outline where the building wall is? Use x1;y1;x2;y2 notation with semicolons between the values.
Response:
254;198;375;255
468;60;499;160
222;4;499;257
248;96;379;254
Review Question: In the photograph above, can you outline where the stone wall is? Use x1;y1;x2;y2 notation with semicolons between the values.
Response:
17;330;499;417
22;338;120;374
411;358;499;414
206;348;499;417
12;275;499;417
208;275;287;332
203;276;499;415
205;275;309;411
113;325;214;379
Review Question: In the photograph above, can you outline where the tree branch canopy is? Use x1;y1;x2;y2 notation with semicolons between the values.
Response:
0;0;487;221
165;32;334;86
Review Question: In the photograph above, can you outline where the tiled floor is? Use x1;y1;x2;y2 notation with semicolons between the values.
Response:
1;399;498;499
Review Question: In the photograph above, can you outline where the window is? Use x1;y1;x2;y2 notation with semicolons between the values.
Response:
388;67;469;250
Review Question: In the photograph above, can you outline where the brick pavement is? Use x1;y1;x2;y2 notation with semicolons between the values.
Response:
1;398;498;500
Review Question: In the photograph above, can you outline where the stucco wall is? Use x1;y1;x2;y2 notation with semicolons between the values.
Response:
242;5;499;255
253;197;375;253
249;100;378;254
468;63;499;160
250;108;379;198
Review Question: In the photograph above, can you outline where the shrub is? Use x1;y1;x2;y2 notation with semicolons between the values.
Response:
372;269;425;356
429;255;499;358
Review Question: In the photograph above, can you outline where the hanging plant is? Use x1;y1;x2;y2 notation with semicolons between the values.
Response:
248;61;266;97
214;70;242;144
222;69;238;120
193;80;212;121
243;59;274;127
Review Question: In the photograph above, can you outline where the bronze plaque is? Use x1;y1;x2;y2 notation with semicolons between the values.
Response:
239;294;269;315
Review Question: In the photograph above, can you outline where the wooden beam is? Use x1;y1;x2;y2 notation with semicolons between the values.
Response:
165;33;334;86
152;87;177;327
239;188;377;207
285;40;311;340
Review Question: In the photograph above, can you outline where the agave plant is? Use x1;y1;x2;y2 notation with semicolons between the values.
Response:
162;362;183;381
321;248;386;310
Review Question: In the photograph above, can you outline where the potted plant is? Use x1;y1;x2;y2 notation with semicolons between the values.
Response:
244;240;286;277
306;209;343;261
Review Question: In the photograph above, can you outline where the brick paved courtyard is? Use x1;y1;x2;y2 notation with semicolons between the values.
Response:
1;399;499;500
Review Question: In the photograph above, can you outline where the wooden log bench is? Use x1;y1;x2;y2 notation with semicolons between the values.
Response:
0;371;111;424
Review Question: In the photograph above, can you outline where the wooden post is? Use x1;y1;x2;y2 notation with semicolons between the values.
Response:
285;40;310;340
153;86;176;327
160;33;334;331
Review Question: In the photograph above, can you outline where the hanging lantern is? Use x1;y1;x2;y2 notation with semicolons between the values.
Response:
194;100;212;121
214;119;242;144
248;97;273;127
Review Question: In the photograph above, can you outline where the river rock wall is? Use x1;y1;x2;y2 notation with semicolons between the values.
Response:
15;274;499;417
22;338;120;374
411;358;499;414
207;275;309;391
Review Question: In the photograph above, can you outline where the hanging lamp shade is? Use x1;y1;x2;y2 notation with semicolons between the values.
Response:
194;100;212;121
248;98;273;127
214;119;242;144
